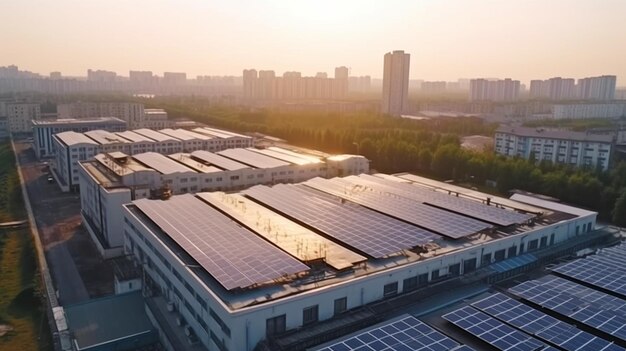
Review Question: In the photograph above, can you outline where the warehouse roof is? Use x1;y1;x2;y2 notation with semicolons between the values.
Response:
134;128;180;142
132;152;195;174
496;125;613;143
218;148;290;168
84;130;129;145
54;131;99;146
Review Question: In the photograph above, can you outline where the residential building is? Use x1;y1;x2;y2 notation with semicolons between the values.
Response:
52;127;254;191
6;102;41;133
348;76;371;93
495;125;613;171
143;109;171;129
57;102;146;129
121;173;596;351
551;103;626;119
381;50;410;116
469;78;520;102
577;75;616;100
529;77;577;100
421;81;447;94
163;72;187;85
79;147;368;257
87;69;117;82
32;117;127;158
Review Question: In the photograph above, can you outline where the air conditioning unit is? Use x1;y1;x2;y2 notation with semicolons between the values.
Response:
166;302;175;312
176;315;186;326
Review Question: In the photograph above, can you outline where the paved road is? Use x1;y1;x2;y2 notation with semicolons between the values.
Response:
14;140;91;305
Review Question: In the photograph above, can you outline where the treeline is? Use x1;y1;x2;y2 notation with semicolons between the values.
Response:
150;99;626;224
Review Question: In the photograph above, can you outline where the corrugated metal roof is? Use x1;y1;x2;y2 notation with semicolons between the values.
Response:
268;146;323;163
134;128;180;142
32;117;126;126
159;128;212;141
133;152;196;174
190;150;249;170
218;148;290;168
168;153;222;173
193;127;249;139
54;131;99;146
115;130;155;143
509;193;596;217
248;147;314;165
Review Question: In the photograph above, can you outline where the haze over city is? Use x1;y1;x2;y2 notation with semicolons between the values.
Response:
1;0;625;83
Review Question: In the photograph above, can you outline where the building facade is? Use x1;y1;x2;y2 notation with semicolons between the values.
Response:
495;126;613;171
551;102;626;119
7;102;41;133
57;102;146;129
243;68;349;101
381;50;410;116
469;78;520;102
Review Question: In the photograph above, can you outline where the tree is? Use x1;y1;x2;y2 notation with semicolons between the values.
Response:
612;189;626;227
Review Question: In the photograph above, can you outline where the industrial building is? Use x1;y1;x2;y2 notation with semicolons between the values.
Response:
51;127;254;191
32;117;127;158
79;147;369;258
121;173;598;351
495;125;613;171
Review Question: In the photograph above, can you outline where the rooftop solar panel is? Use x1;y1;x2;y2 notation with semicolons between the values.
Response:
242;184;440;258
552;259;626;299
316;315;463;351
303;177;491;239
442;305;549;351
132;195;309;290
472;293;622;351
509;280;626;343
354;174;533;226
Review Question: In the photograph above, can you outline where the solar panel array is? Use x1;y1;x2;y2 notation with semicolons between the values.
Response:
317;315;472;351
472;293;623;351
552;244;626;299
509;280;626;343
243;184;440;258
442;305;552;351
133;195;309;290
357;174;533;226
303;177;491;239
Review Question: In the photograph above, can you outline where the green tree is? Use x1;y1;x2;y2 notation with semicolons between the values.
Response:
612;189;626;227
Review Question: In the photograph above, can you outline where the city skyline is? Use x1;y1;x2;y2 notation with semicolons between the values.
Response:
1;0;626;84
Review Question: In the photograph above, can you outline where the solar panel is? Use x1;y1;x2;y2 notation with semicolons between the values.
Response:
243;184;440;258
354;174;533;226
472;293;623;351
442;305;549;350
509;280;626;343
552;259;626;299
303;178;491;239
316;315;464;351
132;195;309;290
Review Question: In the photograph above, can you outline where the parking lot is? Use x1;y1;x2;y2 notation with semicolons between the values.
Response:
14;139;113;305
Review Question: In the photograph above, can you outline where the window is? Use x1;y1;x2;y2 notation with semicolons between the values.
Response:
463;258;477;273
494;249;506;262
417;273;429;286
383;282;398;297
550;233;555;245
481;253;492;266
448;263;461;276
403;277;418;292
508;246;517;258
431;269;440;280
540;236;548;248
528;239;539;251
334;297;347;315
302;305;319;325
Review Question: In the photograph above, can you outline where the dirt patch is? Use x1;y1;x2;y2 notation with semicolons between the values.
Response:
0;324;14;337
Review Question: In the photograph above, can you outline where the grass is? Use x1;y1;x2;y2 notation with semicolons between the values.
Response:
0;141;51;350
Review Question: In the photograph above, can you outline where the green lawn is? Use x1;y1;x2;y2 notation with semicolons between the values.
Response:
0;141;51;350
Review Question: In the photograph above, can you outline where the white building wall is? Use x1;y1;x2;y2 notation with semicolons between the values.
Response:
7;103;40;133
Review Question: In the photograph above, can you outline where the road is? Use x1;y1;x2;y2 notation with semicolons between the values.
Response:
13;139;113;305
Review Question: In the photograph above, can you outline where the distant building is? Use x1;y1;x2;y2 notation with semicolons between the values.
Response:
32;117;127;159
163;72;187;85
421;81;447;94
495;125;613;171
551;102;626;119
529;77;577;100
577;75;616;100
382;50;410;116
6;102;41;133
87;69;117;82
348;76;371;93
57;102;146;129
469;78;520;102
142;109;170;129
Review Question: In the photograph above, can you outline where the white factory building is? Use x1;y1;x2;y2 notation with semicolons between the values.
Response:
52;127;254;192
79;147;368;258
32;117;127;158
495;125;613;171
551;102;626;119
120;173;598;351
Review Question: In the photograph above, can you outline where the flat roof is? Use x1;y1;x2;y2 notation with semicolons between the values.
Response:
64;291;155;350
132;152;196;174
32;117;126;126
496;125;613;143
191;150;250;171
115;130;155;143
218;148;290;168
94;153;151;176
509;193;596;217
167;153;222;173
54;131;99;146
84;130;130;145
134;128;180;142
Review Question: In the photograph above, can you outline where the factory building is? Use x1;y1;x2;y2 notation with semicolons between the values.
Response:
79;147;369;258
52;127;254;191
121;173;597;351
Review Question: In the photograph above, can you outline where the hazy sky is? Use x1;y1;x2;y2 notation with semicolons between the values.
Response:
1;0;624;84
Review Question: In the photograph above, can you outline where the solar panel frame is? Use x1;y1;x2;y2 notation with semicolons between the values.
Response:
132;195;309;290
316;315;464;351
303;177;491;239
243;184;440;258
